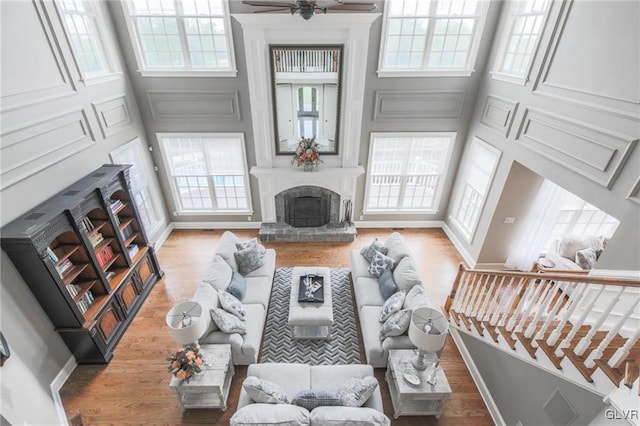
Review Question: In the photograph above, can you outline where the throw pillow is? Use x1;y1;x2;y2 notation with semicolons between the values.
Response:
217;231;241;271
226;270;247;301
243;376;289;404
368;250;395;278
384;232;411;266
557;235;605;261
379;290;406;322
235;238;267;255
360;238;388;262
291;389;341;411
380;309;412;340
190;283;220;332
210;307;247;334
336;376;379;407
202;254;233;291
392;256;422;291
234;245;265;275
403;284;434;310
378;268;398;300
575;247;598;269
218;291;246;320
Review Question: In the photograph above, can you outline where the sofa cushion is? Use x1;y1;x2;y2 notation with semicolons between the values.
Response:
202;254;233;291
384;232;411;266
557;235;604;260
218;291;246;320
236;238;267;255
378;268;397;300
575;247;598;269
351;249;376;280
230;404;310;426
336;376;379;407
190;282;220;332
227;271;247;300
403;284;434;310
242;276;273;308
310;406;390;426
210;307;247;334
243;376;289;404
379;291;406;322
247;363;312;401
392;256;422;291
358;306;385;367
235;245;265;276
217;231;241;271
368;250;395;277
380;309;411;339
353;277;385;311
360;238;388;262
291;389;340;411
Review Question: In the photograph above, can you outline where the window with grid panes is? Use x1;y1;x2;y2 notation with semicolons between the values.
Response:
122;0;235;75
494;0;550;81
364;133;454;213
158;133;251;213
449;137;501;241
57;0;112;77
378;0;487;76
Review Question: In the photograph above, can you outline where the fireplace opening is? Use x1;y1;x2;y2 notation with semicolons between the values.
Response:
291;196;327;227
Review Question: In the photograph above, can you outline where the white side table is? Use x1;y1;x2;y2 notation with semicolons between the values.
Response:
385;349;452;419
169;344;234;411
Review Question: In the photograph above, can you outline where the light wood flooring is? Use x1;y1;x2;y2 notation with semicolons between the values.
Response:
61;228;493;425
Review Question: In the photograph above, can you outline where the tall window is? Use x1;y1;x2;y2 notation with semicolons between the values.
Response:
493;0;550;82
449;138;501;241
57;0;112;77
378;0;488;76
158;133;251;214
364;133;455;213
122;0;236;75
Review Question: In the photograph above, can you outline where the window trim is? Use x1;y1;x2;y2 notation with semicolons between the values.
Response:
157;132;253;215
377;0;489;78
363;131;456;214
448;137;501;243
121;0;237;77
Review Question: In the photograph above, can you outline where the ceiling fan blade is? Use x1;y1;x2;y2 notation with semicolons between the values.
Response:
253;6;293;13
242;0;295;7
327;3;377;11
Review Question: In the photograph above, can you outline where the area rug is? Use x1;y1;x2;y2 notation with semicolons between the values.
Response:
260;267;361;365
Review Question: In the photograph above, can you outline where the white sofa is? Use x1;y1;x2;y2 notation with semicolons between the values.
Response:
230;363;390;426
351;232;439;368
541;234;606;271
191;231;276;365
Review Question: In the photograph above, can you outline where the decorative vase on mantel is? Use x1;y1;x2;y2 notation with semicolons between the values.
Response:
292;137;323;172
303;162;316;172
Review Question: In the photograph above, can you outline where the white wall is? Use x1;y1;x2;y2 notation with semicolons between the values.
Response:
0;1;162;423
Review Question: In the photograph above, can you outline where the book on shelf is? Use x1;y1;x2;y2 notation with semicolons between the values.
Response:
66;283;79;297
109;199;124;213
105;271;116;281
120;225;132;240
77;299;88;314
127;244;139;258
96;246;114;268
47;247;59;263
56;259;74;276
83;216;94;231
89;232;104;248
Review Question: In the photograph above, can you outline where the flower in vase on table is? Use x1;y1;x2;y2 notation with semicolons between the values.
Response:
166;345;203;383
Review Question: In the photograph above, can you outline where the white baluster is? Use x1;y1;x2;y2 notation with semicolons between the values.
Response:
535;281;573;342
465;274;487;316
475;275;498;319
575;286;626;356
525;280;561;338
609;327;640;368
556;284;606;357
490;277;514;325
498;279;523;327
547;284;588;347
485;276;506;322
453;271;472;312
460;274;480;315
585;293;640;367
506;278;532;331
514;278;547;333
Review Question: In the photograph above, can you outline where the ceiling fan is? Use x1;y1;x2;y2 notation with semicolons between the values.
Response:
241;0;377;21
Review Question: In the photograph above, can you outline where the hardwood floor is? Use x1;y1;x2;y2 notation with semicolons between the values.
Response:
61;228;493;425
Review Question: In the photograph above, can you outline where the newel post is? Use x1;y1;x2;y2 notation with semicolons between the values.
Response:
444;263;466;314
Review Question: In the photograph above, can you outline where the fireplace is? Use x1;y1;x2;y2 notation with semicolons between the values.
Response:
290;196;326;227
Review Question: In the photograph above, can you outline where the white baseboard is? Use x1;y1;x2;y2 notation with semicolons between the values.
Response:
441;222;476;268
451;328;506;426
153;223;174;250
475;262;508;270
50;355;77;426
353;220;444;228
171;221;263;229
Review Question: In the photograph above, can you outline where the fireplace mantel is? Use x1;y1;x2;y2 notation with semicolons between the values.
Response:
251;166;364;223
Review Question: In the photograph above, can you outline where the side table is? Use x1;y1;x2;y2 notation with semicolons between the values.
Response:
169;344;234;411
385;349;452;419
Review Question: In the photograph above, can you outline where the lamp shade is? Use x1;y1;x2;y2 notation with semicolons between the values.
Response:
166;301;210;345
408;307;448;353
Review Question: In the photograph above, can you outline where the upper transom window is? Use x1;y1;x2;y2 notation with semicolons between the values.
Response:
122;0;236;76
378;0;488;77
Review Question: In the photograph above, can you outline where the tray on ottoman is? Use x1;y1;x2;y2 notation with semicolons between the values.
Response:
298;275;324;303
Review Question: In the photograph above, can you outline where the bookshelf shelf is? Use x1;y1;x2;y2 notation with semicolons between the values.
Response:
61;264;90;286
72;280;97;303
54;245;81;265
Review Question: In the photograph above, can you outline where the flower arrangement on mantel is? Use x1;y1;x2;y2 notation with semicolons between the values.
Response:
291;137;323;171
166;345;203;383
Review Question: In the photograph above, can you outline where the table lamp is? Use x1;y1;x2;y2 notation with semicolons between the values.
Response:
166;301;210;347
408;306;448;370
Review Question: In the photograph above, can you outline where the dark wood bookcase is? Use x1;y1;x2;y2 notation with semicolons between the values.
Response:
1;164;163;364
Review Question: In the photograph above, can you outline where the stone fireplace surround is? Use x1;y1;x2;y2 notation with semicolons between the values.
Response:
276;185;339;227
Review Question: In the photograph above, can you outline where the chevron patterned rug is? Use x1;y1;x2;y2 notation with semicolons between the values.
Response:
260;267;361;365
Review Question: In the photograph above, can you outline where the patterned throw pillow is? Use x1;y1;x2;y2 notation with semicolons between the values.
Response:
235;238;267;255
378;268;398;300
380;309;412;340
368;250;395;278
575;247;598;269
336;376;379;407
218;291;246;320
234;245;265;275
226;270;247;301
379;290;406;322
210;307;247;334
243;376;289;404
360;238;389;262
292;389;341;411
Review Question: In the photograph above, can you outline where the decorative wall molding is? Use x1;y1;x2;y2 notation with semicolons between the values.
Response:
147;90;240;122
515;108;638;189
480;95;519;136
0;109;96;190
92;95;132;138
373;90;465;121
626;178;640;206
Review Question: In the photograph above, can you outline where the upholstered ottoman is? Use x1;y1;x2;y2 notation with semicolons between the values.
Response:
288;267;333;339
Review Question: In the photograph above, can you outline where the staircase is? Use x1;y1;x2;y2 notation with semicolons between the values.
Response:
444;264;640;424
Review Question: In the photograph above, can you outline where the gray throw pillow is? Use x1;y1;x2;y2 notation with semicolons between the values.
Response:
210;307;247;334
392;256;422;291
575;247;597;269
243;376;289;404
336;376;379;407
292;389;341;411
218;291;246;320
226;270;247;301
378;268;397;300
380;309;412;340
360;238;388;262
368;250;395;277
234;245;265;275
379;290;406;322
235;238;267;255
